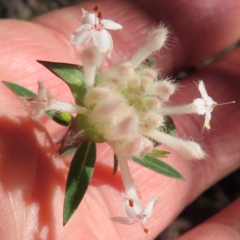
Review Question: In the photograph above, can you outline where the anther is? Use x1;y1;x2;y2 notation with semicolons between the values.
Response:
129;199;134;207
144;228;149;234
93;5;99;13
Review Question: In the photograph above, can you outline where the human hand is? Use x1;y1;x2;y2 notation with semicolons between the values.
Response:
0;1;240;239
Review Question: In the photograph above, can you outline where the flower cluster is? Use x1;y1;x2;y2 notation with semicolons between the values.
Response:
21;6;235;233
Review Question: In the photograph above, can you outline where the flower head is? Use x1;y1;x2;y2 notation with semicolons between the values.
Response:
71;6;122;55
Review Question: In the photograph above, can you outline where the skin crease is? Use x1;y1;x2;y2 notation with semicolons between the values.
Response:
0;0;240;239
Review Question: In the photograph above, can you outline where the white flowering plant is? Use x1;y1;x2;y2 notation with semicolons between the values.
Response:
2;5;235;235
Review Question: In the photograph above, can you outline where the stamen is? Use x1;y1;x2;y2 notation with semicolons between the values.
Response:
216;101;235;107
129;199;134;207
144;228;149;234
93;5;99;13
128;199;149;234
98;12;102;25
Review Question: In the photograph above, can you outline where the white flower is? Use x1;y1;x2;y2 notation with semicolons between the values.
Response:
111;157;159;233
71;7;122;55
193;80;217;130
24;82;87;119
111;197;159;233
158;81;216;130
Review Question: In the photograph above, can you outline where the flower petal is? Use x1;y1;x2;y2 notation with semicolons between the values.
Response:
93;29;113;54
71;24;93;45
122;198;143;218
198;80;209;101
193;98;206;115
142;197;159;222
111;216;135;225
101;19;123;30
204;111;212;130
81;9;96;25
37;81;48;102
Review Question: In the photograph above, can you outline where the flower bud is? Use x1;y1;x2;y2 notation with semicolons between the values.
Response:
146;27;168;52
113;136;144;158
104;114;139;141
130;27;168;69
142;112;164;129
83;87;111;106
88;96;126;124
146;80;176;101
142;97;161;110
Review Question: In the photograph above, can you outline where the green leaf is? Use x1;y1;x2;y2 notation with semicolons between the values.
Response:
144;58;156;67
3;81;37;97
63;142;96;225
113;154;118;175
38;61;86;105
148;58;156;66
56;147;78;157
131;155;184;179
59;114;104;155
146;149;170;158
162;116;176;136
46;111;73;126
3;81;73;126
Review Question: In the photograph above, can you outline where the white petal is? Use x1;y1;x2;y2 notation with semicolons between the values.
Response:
142;197;159;223
111;217;135;225
81;9;96;25
198;80;209;101
205;96;217;112
37;81;48;102
101;19;123;30
71;24;93;45
122;198;143;218
204;111;212;130
193;98;206;115
93;30;113;54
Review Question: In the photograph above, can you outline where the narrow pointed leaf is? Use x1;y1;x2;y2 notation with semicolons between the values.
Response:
113;154;118;175
59;114;104;155
38;61;86;105
131;156;184;179
3;81;73;126
56;147;78;157
63;142;96;225
3;81;37;97
146;149;170;158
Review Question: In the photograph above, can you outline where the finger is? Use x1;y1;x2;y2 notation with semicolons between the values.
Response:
177;198;240;240
0;116;65;239
33;0;240;74
135;0;240;73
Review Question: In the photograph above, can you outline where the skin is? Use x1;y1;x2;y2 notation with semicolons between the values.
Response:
0;0;240;239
